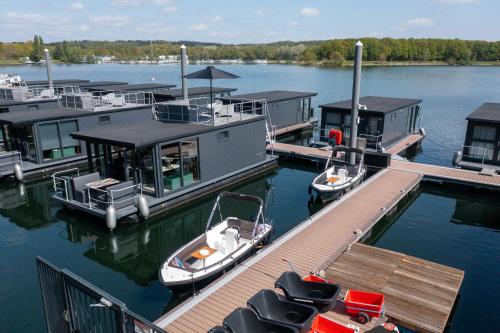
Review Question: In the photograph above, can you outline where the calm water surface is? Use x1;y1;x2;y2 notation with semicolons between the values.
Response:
1;64;500;332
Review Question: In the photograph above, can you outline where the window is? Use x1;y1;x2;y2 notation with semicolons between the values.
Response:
470;125;496;160
39;120;81;161
161;140;199;192
0;107;8;113
99;115;111;124
181;140;199;186
7;125;36;160
217;130;229;142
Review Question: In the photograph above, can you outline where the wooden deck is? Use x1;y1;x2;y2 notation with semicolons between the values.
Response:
267;142;331;160
155;168;422;332
390;159;500;189
386;134;424;155
274;121;315;136
326;244;464;333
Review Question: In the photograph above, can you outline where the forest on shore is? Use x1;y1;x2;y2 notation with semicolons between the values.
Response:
1;36;500;66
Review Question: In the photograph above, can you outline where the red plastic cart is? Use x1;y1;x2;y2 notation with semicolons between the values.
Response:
302;275;335;284
308;315;358;333
344;289;385;324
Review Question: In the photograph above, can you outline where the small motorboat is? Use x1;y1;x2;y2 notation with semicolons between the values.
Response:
247;289;318;333
275;271;341;312
160;191;273;287
223;308;299;333
310;146;366;202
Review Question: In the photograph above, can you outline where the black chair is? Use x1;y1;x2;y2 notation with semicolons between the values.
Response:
223;308;299;333
275;271;340;312
247;289;317;333
207;326;231;333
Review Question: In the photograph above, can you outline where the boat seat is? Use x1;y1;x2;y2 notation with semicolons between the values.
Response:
337;168;347;182
103;181;136;210
71;172;100;203
221;218;256;240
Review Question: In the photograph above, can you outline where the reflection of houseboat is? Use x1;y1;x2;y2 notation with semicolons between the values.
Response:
52;96;277;229
319;96;423;151
453;103;500;174
0;89;158;180
220;90;317;133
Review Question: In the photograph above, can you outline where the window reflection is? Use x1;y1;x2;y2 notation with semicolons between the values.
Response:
161;139;199;192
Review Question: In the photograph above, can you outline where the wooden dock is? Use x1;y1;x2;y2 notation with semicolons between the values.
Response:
268;142;331;160
274;121;315;137
386;134;424;155
155;168;423;332
326;244;464;333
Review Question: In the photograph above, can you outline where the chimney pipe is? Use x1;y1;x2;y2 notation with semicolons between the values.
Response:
43;48;53;94
181;45;188;100
349;41;363;166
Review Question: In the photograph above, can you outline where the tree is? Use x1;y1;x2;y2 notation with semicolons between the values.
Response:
30;35;44;62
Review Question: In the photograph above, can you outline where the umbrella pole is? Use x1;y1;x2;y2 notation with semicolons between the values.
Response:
210;79;214;125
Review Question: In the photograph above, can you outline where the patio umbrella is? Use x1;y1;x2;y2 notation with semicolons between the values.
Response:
183;65;239;109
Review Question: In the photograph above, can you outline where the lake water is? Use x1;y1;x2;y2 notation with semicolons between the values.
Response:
1;64;499;332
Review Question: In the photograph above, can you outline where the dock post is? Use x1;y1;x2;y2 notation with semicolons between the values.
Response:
349;41;363;166
181;45;188;100
43;48;54;95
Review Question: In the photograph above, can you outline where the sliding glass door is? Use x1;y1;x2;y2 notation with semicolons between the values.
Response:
161;139;199;193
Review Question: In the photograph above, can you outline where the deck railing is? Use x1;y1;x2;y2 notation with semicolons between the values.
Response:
60;90;153;112
155;97;267;126
0;151;23;172
0;84;78;101
52;168;81;201
461;145;495;165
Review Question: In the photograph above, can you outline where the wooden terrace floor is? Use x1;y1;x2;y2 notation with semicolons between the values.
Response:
326;244;464;333
386;134;424;155
155;168;422;332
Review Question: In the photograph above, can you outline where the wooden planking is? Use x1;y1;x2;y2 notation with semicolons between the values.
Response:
386;134;424;155
156;168;422;332
390;159;500;188
326;244;464;333
274;121;314;136
267;142;331;159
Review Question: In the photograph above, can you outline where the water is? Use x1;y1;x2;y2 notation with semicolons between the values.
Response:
367;184;500;333
1;64;500;332
3;63;500;166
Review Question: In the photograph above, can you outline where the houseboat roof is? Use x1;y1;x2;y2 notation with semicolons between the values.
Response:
0;98;57;107
71;117;263;149
220;90;317;103
466;103;500;124
154;86;237;99
320;96;422;113
0;105;150;125
85;83;176;92
75;81;128;88
25;79;90;86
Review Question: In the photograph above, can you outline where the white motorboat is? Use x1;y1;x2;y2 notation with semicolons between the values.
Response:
160;191;273;287
310;146;366;201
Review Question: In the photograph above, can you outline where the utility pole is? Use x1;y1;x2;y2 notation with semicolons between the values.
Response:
181;45;188;100
43;48;53;95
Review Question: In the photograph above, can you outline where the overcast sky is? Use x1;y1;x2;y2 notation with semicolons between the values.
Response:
0;0;498;43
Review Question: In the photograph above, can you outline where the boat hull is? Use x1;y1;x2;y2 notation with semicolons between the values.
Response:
311;168;366;202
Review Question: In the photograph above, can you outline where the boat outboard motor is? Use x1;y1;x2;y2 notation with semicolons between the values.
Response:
136;195;150;219
13;163;23;182
106;205;117;231
452;150;462;166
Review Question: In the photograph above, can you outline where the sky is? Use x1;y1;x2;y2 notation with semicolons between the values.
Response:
0;0;499;43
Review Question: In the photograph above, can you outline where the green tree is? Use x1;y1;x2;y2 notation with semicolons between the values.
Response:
30;35;44;62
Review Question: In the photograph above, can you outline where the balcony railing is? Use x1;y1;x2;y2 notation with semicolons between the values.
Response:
0;84;80;101
60;90;154;112
461;145;495;165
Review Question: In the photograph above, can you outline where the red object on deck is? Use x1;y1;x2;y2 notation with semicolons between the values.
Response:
303;275;334;284
309;315;357;333
328;129;343;145
344;289;385;318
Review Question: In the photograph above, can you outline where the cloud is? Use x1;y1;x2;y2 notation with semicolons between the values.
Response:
210;15;223;22
289;21;298;26
433;0;477;3
405;18;434;26
162;6;177;13
113;0;173;6
300;7;320;16
255;9;271;16
91;15;130;27
70;2;84;11
191;23;209;31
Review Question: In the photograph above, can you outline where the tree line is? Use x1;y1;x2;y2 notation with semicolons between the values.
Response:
1;36;499;65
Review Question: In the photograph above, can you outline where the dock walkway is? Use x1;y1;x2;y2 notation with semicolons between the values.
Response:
326;244;464;333
155;168;422;332
385;134;424;155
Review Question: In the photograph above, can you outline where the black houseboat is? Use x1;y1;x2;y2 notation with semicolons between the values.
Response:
153;86;236;102
320;96;423;151
0;89;158;180
51;96;277;229
453;102;500;174
220;90;317;132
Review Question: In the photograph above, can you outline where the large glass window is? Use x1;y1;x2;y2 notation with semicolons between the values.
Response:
39;121;81;161
9;125;37;160
470;125;496;160
161;140;199;193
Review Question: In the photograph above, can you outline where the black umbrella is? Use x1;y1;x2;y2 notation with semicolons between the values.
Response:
183;65;239;109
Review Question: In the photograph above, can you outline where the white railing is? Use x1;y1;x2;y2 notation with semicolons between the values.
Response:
52;168;81;201
461;145;495;165
88;183;143;210
0;84;77;101
359;134;383;149
155;97;267;126
0;151;23;170
60;91;153;112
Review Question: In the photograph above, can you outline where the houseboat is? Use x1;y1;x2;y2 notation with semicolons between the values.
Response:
0;89;157;181
319;96;423;151
452;102;500;174
220;90;317;134
51;96;277;230
85;83;175;94
153;86;236;102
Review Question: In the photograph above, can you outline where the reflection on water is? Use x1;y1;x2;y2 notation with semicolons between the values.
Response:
366;183;500;333
0;161;326;332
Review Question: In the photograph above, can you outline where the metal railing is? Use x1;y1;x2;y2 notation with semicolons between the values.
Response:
359;133;383;149
60;90;153;112
155;97;267;126
0;151;23;171
52;168;81;201
88;182;143;210
461;145;495;165
0;84;78;101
